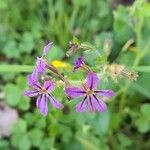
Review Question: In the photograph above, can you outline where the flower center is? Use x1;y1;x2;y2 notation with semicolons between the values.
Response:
86;89;94;96
41;87;48;94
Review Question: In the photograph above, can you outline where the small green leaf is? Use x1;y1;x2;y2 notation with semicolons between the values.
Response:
18;96;30;111
18;32;34;53
2;40;20;58
12;119;27;133
4;84;22;106
135;66;150;73
135;104;150;133
28;129;43;147
0;140;9;150
141;104;150;117
18;135;31;150
117;133;132;147
135;117;149;133
72;36;80;45
39;138;55;150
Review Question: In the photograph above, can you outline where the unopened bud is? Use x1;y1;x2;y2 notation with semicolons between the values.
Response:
66;41;79;57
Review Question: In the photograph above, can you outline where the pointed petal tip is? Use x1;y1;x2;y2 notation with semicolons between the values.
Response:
48;95;64;109
38;94;48;116
95;89;115;98
86;72;99;89
24;90;39;97
65;87;86;98
75;96;87;112
43;41;53;56
109;90;116;97
92;95;107;112
36;57;46;74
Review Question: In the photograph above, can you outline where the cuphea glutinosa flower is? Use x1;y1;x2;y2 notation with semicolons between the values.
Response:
24;41;116;116
65;72;115;112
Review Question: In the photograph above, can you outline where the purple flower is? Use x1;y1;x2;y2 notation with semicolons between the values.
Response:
27;69;39;86
73;56;85;72
42;42;53;56
36;57;46;74
65;72;115;112
24;79;64;116
29;42;53;78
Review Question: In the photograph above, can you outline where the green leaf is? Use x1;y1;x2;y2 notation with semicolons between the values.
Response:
72;36;80;45
16;75;28;89
39;138;55;150
18;96;30;111
93;111;110;134
141;104;150;116
110;113;120;130
135;104;150;133
76;136;98;150
49;123;59;137
142;3;150;17
18;32;34;53
135;117;149;133
4;84;22;106
132;82;150;99
28;129;43;147
117;133;132;147
2;40;20;58
135;66;150;73
12;119;27;133
132;72;150;98
0;140;9;150
18;135;31;150
59;125;72;143
11;133;22;147
114;5;134;44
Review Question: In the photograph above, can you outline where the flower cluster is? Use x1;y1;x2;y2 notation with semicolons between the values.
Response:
65;72;115;112
24;42;64;116
24;41;115;116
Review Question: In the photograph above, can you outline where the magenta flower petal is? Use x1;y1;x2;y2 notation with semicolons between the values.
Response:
38;95;48;116
86;72;99;90
88;96;95;112
36;57;46;74
94;89;115;98
43;42;53;56
92;95;107;112
65;87;86;98
76;96;87;112
48;95;64;109
44;80;55;93
27;69;40;88
24;90;39;97
36;95;41;109
73;56;85;72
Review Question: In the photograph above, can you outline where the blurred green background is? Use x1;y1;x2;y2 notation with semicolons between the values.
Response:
0;0;150;150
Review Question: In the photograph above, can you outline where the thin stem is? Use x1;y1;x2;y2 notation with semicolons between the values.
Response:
119;44;150;116
0;65;34;73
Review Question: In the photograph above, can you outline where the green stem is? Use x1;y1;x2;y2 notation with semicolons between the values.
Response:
119;43;150;116
0;64;85;85
119;52;142;115
0;65;34;73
